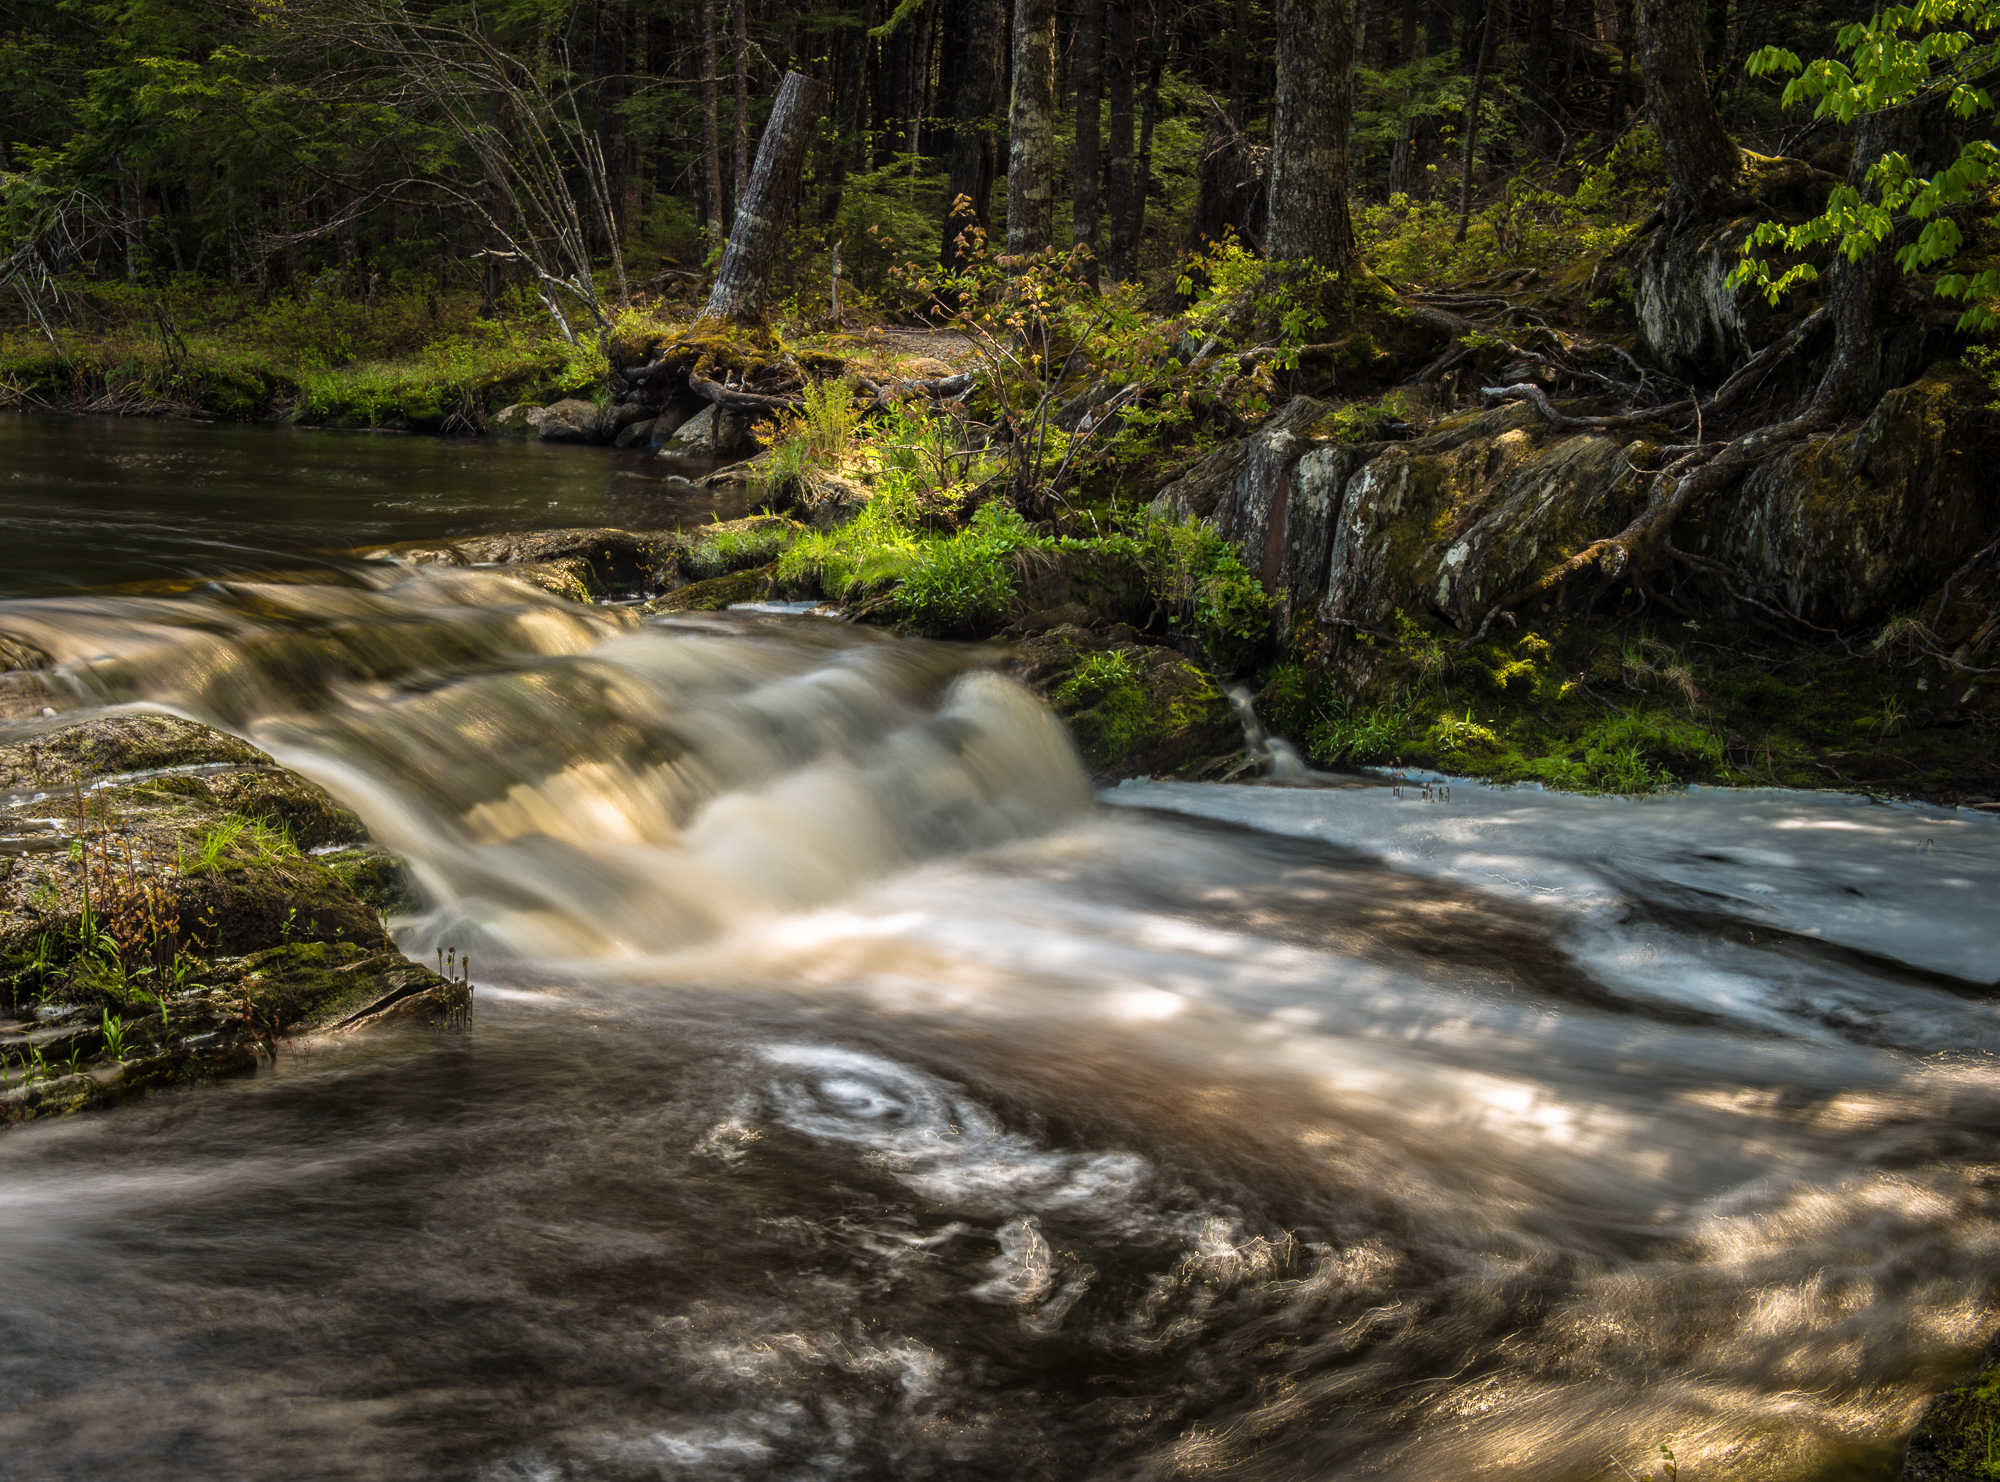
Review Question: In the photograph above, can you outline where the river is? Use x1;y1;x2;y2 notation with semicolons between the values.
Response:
0;413;1996;1482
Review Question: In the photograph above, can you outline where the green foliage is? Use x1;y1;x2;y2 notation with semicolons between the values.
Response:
1736;1;2000;329
1136;514;1273;671
896;502;1043;635
762;375;863;482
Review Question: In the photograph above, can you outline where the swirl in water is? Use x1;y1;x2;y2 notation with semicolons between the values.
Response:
757;1044;1149;1217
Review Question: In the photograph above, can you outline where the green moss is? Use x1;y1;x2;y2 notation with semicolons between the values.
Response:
1016;628;1239;775
649;564;776;612
318;847;419;916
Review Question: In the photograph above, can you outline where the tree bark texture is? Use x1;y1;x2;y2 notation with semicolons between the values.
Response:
699;70;828;323
1072;0;1104;257
1006;0;1056;254
701;0;725;235
941;0;1004;266
1105;0;1138;277
733;0;751;224
1266;0;1359;271
1633;0;1738;221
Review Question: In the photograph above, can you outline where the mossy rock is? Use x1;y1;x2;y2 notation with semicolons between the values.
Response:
142;768;368;850
1009;626;1239;776
1701;363;1997;626
648;563;776;612
208;941;468;1036
0;713;270;790
318;846;419;915
1899;1341;2000;1481
0;942;465;1129
664;515;804;583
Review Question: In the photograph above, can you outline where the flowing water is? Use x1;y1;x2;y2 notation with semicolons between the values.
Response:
2;414;1999;1482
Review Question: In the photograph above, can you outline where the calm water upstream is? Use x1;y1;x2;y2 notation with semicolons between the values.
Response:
1;413;1998;1482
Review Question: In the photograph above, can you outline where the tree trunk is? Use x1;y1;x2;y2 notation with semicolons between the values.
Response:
941;0;1004;267
1072;0;1104;259
733;0;751;223
1006;0;1056;254
701;0;725;237
595;0;628;242
1266;0;1359;274
1633;0;1738;221
1231;0;1251;121
1452;0;1496;242
699;71;829;323
821;0;878;221
1105;0;1138;277
1132;0;1167;255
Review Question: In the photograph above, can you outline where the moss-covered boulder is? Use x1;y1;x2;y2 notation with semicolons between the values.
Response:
0;713;456;1130
1701;364;1998;626
647;563;776;612
1009;626;1240;776
1898;1340;2000;1481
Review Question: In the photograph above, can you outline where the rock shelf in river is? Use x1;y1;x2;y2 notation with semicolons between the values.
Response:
0;713;466;1126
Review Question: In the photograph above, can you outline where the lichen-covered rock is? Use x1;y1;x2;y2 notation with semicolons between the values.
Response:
537;398;604;442
1429;433;1638;629
1318;402;1544;637
490;403;545;436
1008;625;1239;776
1632;215;1765;379
1703;364;1997;626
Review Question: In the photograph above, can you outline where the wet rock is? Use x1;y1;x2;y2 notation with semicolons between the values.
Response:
0;712;269;789
372;528;674;598
1701;363;1998;626
613;417;656;448
140;766;369;850
537;399;604;442
1008;625;1239;777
